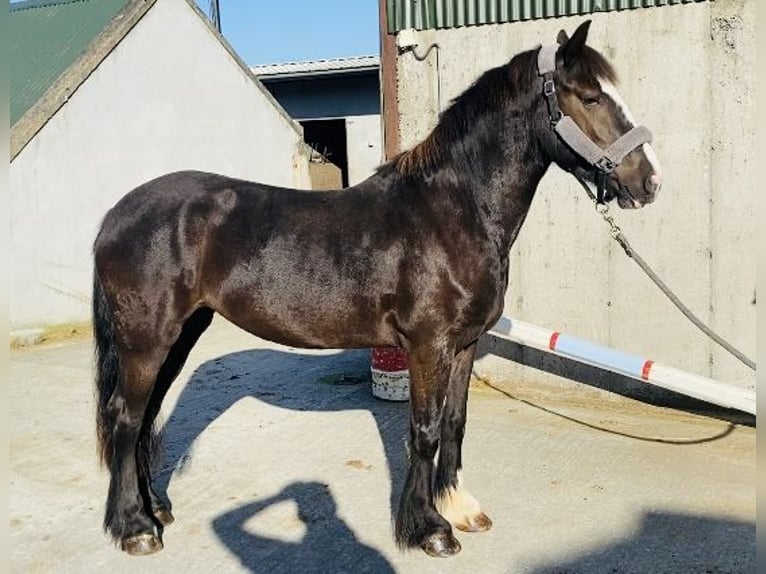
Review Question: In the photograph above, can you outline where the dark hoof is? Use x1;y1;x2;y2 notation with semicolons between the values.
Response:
456;512;493;533
421;531;461;557
121;533;163;556
153;508;175;526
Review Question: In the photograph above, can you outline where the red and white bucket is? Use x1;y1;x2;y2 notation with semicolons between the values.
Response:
370;347;410;401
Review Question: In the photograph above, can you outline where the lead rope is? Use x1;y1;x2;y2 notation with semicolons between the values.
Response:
574;175;756;371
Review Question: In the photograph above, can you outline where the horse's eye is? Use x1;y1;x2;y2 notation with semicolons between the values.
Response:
582;95;601;107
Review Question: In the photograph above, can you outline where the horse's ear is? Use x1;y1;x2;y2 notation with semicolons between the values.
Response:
559;20;591;64
556;30;569;45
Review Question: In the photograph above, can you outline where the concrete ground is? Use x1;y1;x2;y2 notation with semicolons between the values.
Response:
10;317;755;573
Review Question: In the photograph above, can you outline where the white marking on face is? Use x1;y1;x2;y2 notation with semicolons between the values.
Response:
599;79;662;180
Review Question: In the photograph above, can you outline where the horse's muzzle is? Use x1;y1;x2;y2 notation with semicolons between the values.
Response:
645;172;662;195
613;169;661;209
633;172;662;207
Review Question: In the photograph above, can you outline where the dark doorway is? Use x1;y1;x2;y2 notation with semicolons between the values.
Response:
301;119;348;187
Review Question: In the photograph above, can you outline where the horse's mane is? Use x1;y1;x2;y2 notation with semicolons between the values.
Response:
387;45;617;177
389;50;536;177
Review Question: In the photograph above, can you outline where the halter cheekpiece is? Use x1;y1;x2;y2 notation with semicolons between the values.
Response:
537;44;653;204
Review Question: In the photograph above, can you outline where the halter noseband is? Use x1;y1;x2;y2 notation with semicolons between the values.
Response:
537;44;653;204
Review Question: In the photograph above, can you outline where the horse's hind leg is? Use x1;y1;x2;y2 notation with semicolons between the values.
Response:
138;308;215;527
105;346;171;555
435;342;492;533
395;345;461;557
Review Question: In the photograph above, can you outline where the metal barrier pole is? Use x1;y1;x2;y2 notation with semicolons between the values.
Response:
490;316;756;416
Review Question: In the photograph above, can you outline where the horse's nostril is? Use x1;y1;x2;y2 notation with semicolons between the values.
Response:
645;173;662;194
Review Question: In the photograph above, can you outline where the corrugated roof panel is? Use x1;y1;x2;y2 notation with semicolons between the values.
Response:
251;55;380;78
386;0;709;32
10;0;129;126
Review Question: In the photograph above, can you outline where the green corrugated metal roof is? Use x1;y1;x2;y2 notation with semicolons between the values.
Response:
10;0;129;126
386;0;710;33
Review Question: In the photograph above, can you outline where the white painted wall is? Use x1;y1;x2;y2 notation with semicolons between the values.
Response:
345;114;382;185
10;0;310;330
395;0;755;392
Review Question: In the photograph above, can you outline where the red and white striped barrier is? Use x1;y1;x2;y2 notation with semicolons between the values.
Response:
369;316;755;416
490;316;756;416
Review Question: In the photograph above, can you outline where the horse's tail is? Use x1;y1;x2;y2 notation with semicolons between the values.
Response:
93;269;119;468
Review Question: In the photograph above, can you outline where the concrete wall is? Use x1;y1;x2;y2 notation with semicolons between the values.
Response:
9;0;310;330
394;0;755;393
346;114;382;185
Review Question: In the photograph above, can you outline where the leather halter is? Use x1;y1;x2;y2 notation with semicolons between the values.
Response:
537;44;653;204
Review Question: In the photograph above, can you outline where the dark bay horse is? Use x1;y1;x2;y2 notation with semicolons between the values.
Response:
93;21;661;558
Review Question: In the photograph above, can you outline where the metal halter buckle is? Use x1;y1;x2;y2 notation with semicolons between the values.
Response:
595;157;616;174
543;79;556;97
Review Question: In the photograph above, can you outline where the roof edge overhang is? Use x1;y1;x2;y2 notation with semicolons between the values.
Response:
10;0;158;161
11;0;305;162
256;66;380;83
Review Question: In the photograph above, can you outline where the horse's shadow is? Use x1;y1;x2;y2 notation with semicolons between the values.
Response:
153;347;406;566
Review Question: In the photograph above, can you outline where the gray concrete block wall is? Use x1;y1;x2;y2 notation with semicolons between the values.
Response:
707;0;756;386
394;1;755;393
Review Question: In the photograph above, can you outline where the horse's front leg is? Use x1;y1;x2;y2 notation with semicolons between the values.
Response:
435;341;493;533
395;345;461;557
